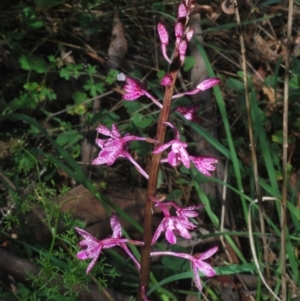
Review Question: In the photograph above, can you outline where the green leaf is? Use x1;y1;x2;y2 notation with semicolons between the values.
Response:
19;55;47;73
55;130;83;147
131;113;154;129
157;168;164;189
105;70;118;84
183;56;196;72
72;91;87;104
156;70;166;80
83;80;104;97
166;189;183;200
18;156;35;173
130;140;152;156
23;82;40;91
73;104;87;115
92;110;120;126
123;101;144;114
60;64;83;80
225;77;245;91
86;64;97;75
22;7;44;29
60;68;71;80
152;2;166;12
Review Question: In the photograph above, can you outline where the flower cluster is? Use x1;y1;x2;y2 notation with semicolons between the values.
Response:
92;123;157;179
150;196;202;244
75;0;219;299
75;202;217;292
153;122;218;175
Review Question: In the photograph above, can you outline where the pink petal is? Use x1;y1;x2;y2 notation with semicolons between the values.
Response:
178;3;187;18
75;227;98;242
96;124;111;136
121;243;141;270
95;138;106;149
123;91;144;100
125;77;143;88
111;124;121;138
92;155;109;165
99;149;120;166
151;225;164;244
167;151;179;167
110;213;122;238
86;256;99;274
157;22;169;45
177;145;190;168
192;264;203;291
178;39;187;61
195;261;216;277
186;28;194;42
176;224;192;240
176;105;204;124
198;246;218;260
76;250;89;260
166;228;176;244
152;141;173;154
175;22;184;40
124;84;137;93
161;45;171;64
197;78;220;91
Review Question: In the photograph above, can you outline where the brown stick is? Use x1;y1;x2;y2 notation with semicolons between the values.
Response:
136;55;181;300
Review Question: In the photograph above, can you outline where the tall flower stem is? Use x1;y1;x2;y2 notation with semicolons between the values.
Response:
136;56;181;301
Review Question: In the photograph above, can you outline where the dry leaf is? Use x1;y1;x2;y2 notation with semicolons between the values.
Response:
106;8;128;70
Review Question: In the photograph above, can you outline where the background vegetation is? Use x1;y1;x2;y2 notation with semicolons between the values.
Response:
0;0;299;300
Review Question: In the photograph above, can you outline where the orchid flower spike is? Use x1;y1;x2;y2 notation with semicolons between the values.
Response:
173;78;221;99
75;213;143;274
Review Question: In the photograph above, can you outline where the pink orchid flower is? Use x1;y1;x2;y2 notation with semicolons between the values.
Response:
150;197;197;244
151;246;218;291
157;22;171;64
153;122;190;168
189;156;218;176
75;213;143;274
178;39;188;63
175;22;184;42
93;124;157;179
172;78;221;99
178;3;188;18
123;77;163;109
175;104;205;124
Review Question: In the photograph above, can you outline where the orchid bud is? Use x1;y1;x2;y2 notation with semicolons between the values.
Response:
178;3;187;18
186;28;194;42
178;39;187;62
197;78;221;91
157;22;169;45
175;22;184;40
161;74;173;86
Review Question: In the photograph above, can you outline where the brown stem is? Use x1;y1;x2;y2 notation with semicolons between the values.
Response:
136;56;181;301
